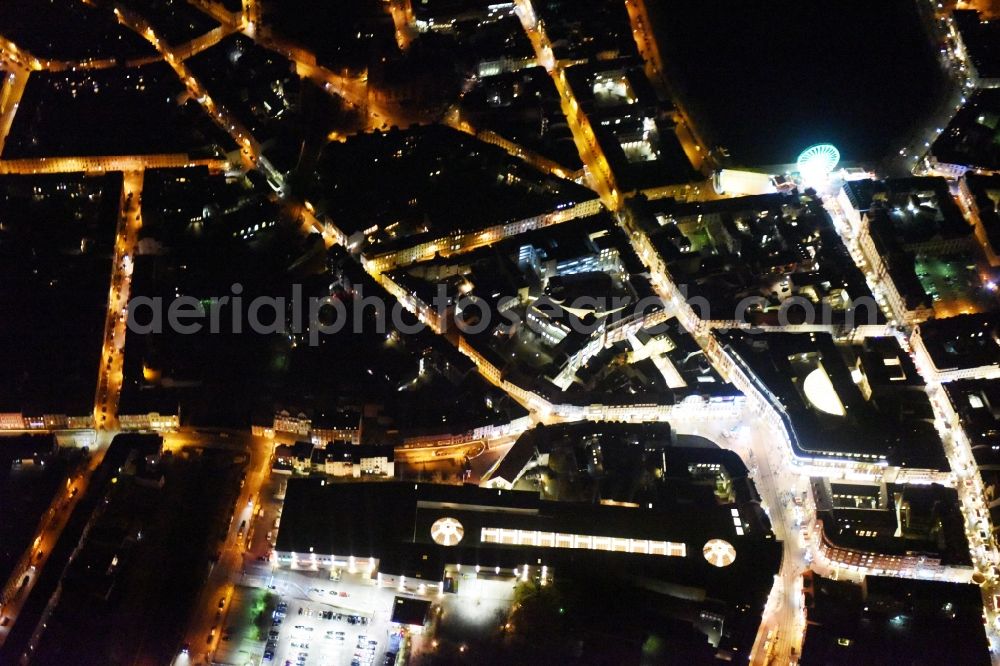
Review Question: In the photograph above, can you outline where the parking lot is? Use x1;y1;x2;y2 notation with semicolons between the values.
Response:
212;471;406;666
212;470;520;666
263;594;398;666
214;565;406;666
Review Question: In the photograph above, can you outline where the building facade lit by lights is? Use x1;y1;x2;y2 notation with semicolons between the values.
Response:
911;313;1000;382
273;479;781;659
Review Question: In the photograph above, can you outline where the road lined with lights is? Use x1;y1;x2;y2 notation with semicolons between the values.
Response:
0;63;29;157
803;175;1000;659
0;34;160;73
169;430;274;666
901;5;971;177
442;107;581;181
513;0;622;210
172;24;239;61
508;3;868;662
622;0;712;175
387;0;416;51
113;5;261;171
96;170;144;428
3;173;145;643
820;192;901;326
922;375;1000;653
508;5;808;659
0;172;143;649
0;170;151;645
737;419;810;664
291;60;398;131
0;430;119;657
183;0;409;131
0;17;235;174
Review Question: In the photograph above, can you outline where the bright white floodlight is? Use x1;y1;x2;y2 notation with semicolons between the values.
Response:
796;143;841;183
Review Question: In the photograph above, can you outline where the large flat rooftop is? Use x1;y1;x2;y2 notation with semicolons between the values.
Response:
802;574;990;664
717;331;947;468
275;477;782;632
916;312;1000;373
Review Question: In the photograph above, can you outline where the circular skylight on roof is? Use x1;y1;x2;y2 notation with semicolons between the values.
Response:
430;517;464;546
703;539;737;567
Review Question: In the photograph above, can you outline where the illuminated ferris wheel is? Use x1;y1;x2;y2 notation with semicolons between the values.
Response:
796;143;841;180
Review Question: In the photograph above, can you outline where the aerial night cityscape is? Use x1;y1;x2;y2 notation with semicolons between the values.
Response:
5;1;1000;666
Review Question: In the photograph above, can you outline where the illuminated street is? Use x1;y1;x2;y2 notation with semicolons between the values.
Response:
513;0;623;211
622;0;712;175
95;170;144;429
166;428;274;666
0;431;107;650
112;6;262;171
0;63;28;156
